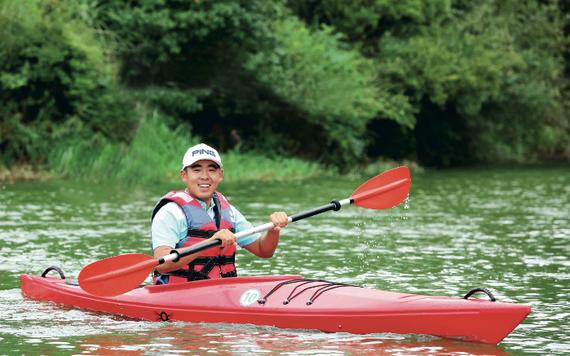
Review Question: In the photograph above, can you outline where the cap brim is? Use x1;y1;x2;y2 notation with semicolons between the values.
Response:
181;160;222;171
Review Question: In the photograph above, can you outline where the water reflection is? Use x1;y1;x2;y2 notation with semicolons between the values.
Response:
76;323;511;355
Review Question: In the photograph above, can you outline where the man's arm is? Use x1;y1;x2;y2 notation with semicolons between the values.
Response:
151;202;189;274
244;212;288;258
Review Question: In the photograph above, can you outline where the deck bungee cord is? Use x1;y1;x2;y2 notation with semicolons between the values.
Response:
256;278;359;305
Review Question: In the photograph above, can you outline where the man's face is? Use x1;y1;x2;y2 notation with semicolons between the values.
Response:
180;160;224;203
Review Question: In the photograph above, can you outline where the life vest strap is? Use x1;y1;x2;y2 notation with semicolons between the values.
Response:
212;192;222;229
189;255;236;280
191;255;235;266
187;228;236;239
159;255;237;281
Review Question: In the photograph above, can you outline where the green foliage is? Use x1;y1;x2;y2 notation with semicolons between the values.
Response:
116;112;198;184
1;0;568;179
93;0;387;166
48;111;196;183
291;0;568;165
130;87;210;124
0;0;135;166
222;150;325;183
95;0;280;83
245;17;381;164
49;134;125;180
289;0;451;46
48;113;325;184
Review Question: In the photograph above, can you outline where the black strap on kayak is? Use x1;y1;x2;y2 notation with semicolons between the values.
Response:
258;278;359;306
258;279;309;304
41;266;66;279
306;284;354;305
283;281;333;305
463;288;496;302
40;266;82;286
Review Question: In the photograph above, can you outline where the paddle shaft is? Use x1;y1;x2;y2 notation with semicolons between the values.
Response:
158;198;354;265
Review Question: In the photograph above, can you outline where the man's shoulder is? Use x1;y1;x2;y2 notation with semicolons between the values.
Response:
155;201;186;220
227;202;240;213
228;203;249;222
165;191;194;204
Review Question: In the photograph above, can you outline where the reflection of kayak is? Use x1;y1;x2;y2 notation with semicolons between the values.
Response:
82;324;512;355
20;271;530;345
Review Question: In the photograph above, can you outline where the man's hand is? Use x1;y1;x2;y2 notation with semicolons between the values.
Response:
270;212;288;231
211;229;237;248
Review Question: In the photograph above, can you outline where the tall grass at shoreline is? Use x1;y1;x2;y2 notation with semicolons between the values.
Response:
46;114;326;185
222;151;323;183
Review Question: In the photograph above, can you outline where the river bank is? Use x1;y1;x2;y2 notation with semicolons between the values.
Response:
0;158;423;185
0;164;50;183
0;116;422;184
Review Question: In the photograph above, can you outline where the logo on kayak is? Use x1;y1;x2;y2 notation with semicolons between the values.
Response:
239;289;261;306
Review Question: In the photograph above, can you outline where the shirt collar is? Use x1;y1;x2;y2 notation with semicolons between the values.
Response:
185;191;215;211
198;198;216;211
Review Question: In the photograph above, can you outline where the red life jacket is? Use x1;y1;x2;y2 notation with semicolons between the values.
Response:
151;190;237;284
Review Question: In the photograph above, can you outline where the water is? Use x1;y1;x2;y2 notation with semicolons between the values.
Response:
0;167;568;355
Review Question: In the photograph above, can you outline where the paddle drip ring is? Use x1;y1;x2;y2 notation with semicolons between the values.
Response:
330;200;341;211
41;266;66;279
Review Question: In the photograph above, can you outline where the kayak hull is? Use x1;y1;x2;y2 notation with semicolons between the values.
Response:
20;274;530;344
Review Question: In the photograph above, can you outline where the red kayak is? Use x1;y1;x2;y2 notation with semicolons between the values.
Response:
20;271;530;344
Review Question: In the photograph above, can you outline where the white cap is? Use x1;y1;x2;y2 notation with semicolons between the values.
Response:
181;143;223;170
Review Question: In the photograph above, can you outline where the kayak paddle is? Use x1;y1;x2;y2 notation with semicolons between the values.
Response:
78;166;411;296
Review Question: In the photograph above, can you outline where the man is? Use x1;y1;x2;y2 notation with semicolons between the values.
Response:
151;143;288;284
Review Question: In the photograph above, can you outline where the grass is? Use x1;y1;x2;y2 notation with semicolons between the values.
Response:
221;151;324;183
43;112;330;185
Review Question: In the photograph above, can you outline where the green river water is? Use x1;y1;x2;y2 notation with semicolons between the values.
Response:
0;167;568;355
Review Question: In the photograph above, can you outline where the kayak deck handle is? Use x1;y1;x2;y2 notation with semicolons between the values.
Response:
463;288;496;302
41;266;66;279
